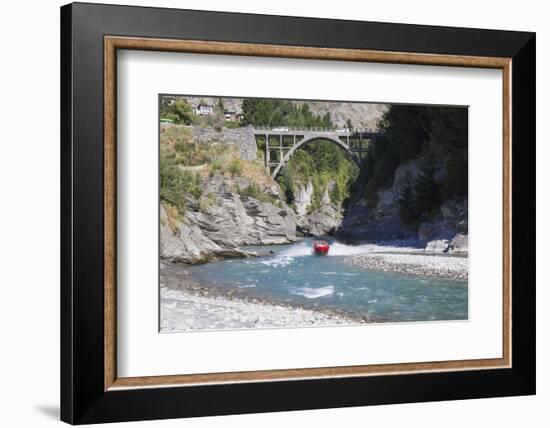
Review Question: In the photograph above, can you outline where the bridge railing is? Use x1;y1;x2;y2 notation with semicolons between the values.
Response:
252;125;385;134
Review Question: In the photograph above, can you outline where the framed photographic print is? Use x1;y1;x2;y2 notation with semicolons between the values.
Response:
60;2;535;424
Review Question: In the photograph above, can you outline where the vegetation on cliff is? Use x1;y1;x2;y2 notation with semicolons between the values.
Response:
239;98;359;211
277;141;359;211
362;105;468;226
241;99;332;128
160;125;280;220
160;98;195;125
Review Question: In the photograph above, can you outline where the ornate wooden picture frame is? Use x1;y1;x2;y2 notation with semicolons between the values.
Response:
61;2;535;424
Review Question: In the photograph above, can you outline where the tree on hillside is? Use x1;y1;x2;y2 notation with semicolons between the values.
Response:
443;153;468;198
346;118;353;131
398;173;419;226
428;107;468;198
241;98;271;126
322;112;332;128
381;105;430;163
277;140;358;209
160;99;195;125
357;104;467;214
414;156;440;220
240;98;333;128
277;168;296;204
362;140;399;207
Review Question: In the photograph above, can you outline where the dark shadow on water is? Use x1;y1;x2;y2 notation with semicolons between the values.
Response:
35;405;59;420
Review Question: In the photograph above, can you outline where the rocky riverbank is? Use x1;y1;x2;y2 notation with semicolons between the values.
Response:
345;251;468;280
161;287;368;331
160;260;369;331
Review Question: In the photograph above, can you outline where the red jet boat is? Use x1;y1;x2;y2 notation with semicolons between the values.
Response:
313;240;330;255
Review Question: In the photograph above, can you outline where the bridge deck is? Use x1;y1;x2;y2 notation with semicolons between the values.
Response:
252;127;384;178
252;127;384;137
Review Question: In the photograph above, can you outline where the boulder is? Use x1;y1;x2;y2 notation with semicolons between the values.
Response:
425;239;451;253
449;233;468;254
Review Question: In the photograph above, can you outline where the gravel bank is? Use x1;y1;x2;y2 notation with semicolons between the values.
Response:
160;287;367;332
345;250;468;280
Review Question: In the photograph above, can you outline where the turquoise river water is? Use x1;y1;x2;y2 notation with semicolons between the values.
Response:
185;238;468;322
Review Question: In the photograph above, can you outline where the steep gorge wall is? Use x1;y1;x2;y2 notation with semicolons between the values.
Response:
293;181;344;236
337;159;468;253
161;192;296;264
160;126;297;264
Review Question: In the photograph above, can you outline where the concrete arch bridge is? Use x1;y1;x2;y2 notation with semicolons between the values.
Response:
252;126;385;178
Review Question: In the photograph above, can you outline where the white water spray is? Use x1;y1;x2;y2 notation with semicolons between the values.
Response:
277;240;380;258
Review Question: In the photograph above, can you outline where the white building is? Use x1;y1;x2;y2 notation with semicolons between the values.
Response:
195;104;214;115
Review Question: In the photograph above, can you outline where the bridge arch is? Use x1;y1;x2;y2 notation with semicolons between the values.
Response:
271;136;361;178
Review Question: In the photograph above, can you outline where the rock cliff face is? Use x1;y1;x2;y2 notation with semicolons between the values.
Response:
160;194;296;264
337;160;420;242
294;182;314;219
300;205;342;237
337;159;468;253
187;193;296;247
160;204;251;264
160;165;296;264
293;181;344;236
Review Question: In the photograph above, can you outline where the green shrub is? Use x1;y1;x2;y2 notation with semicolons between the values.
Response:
159;154;202;208
238;183;261;198
277;140;359;209
209;159;223;174
160;99;195;125
330;180;343;205
227;158;244;176
238;183;276;204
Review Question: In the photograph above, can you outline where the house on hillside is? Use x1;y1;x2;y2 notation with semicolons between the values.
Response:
224;111;238;122
194;103;214;115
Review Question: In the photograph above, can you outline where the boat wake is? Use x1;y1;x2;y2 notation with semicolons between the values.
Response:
277;241;376;258
291;285;335;299
258;256;293;268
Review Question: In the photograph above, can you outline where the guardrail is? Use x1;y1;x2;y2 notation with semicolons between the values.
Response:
252;125;385;134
